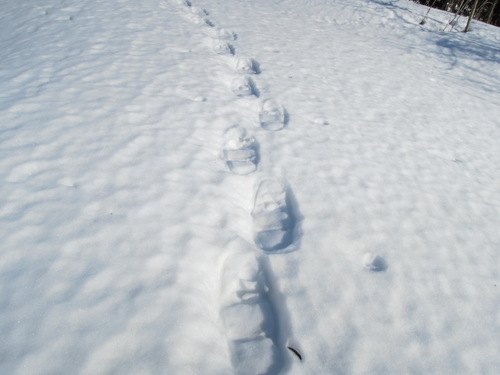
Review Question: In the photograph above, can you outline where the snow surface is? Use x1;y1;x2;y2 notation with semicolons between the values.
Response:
1;0;499;374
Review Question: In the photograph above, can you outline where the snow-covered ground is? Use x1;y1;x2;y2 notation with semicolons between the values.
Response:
1;0;499;374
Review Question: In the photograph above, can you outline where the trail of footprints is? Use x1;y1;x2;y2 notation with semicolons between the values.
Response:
174;1;297;373
175;1;389;373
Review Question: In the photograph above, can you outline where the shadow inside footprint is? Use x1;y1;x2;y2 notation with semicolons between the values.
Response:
251;59;262;74
363;252;388;272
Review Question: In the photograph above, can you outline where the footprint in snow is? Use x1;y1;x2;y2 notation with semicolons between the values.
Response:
189;6;208;17
220;251;284;375
202;26;236;40
363;252;387;272
234;57;259;74
230;76;258;98
252;179;296;252
213;40;234;55
259;99;286;131
217;28;236;40
184;13;213;27
174;0;191;7
220;126;259;175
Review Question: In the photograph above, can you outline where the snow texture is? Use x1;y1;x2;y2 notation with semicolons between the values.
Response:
1;0;499;374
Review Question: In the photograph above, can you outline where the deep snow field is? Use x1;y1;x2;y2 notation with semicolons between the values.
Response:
1;0;499;374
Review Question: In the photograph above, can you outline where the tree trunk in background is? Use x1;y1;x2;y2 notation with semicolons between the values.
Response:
487;0;499;24
465;0;479;31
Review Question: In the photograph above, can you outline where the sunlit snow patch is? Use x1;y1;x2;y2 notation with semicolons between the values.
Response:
220;126;258;175
252;179;295;252
259;99;285;130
